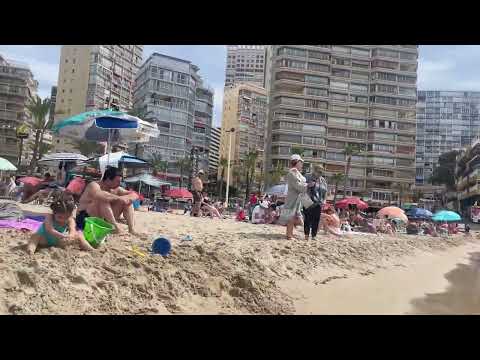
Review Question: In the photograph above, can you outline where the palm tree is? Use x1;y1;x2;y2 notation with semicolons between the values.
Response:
150;153;168;179
342;144;361;198
218;157;228;199
175;157;192;189
244;150;259;202
332;172;345;205
26;96;51;173
30;142;54;160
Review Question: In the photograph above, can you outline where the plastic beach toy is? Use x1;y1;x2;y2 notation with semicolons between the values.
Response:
152;237;172;256
181;234;193;241
83;217;114;247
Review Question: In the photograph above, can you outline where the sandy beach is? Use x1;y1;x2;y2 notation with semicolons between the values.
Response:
0;202;474;314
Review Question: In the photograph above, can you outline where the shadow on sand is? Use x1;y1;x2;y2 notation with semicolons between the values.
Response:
409;252;480;314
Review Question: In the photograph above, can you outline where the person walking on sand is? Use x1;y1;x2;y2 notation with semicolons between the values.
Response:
191;170;204;217
278;154;308;240
75;166;140;235
303;164;328;240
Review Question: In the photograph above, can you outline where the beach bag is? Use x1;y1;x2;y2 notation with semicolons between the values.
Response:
278;201;303;226
299;193;314;209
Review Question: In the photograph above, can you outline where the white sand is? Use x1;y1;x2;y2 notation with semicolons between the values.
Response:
0;202;472;314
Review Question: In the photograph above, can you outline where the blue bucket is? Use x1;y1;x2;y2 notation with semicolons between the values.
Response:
152;237;171;256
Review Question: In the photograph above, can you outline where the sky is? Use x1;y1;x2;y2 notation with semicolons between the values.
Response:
1;45;480;126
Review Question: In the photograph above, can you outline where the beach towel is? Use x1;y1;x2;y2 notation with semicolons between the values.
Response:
0;218;42;232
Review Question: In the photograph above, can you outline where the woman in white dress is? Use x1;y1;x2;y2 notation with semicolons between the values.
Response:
279;154;308;240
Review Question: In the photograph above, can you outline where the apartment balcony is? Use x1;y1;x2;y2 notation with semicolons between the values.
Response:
275;66;331;78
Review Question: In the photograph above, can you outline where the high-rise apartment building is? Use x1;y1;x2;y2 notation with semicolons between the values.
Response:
264;45;418;206
225;45;266;88
0;55;38;164
133;53;214;183
209;126;221;173
219;83;267;188
49;86;57;123
54;45;143;151
416;90;480;185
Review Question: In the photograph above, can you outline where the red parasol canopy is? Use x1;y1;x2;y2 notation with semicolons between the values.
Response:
18;177;43;187
165;188;193;199
335;197;369;210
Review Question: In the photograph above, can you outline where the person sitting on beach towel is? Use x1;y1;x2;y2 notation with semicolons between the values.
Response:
251;201;269;224
75;166;139;235
27;193;93;254
265;204;279;224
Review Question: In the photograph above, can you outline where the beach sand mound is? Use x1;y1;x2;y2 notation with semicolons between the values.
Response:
0;209;470;314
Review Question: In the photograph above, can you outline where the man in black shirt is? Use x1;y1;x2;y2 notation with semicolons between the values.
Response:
303;164;328;240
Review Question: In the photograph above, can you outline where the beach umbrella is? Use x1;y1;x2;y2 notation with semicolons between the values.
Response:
0;157;17;171
52;110;140;142
18;177;42;187
52;110;159;165
124;173;170;188
165;188;193;199
407;207;432;219
335;197;368;210
38;153;89;166
93;151;149;174
432;210;461;223
378;206;405;218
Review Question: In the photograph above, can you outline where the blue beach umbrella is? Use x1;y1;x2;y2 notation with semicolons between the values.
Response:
52;110;140;143
432;210;461;223
407;207;433;219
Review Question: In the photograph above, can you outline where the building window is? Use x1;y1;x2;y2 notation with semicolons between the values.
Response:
72;69;75;73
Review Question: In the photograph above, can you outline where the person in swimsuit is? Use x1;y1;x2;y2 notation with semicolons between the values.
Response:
191;170;204;217
75;166;139;235
27;193;93;254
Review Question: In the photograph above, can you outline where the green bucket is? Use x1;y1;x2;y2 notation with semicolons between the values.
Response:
83;217;114;247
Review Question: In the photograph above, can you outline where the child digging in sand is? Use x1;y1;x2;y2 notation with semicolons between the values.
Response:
27;193;94;254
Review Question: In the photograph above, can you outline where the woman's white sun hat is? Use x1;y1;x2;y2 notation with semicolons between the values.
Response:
290;154;304;162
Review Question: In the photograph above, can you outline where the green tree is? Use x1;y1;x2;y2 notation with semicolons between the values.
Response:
30;142;54;160
430;150;461;190
150;153;168;179
332;172;345;205
342;144;361;198
175;157;192;189
268;162;287;185
26;96;51;173
75;140;103;157
218;157;228;199
290;146;305;156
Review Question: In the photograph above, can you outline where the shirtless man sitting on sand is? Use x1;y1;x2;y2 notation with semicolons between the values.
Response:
75;166;139;235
